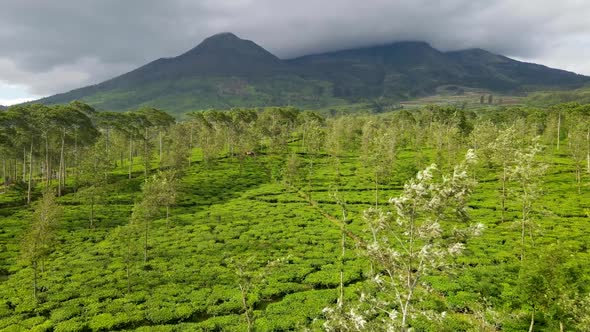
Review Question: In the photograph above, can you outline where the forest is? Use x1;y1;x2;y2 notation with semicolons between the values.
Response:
0;101;589;331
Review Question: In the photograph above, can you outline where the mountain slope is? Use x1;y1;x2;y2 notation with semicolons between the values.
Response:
289;41;467;99
292;43;589;99
36;33;590;114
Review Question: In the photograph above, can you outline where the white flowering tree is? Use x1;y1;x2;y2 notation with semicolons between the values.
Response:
508;138;547;261
324;150;483;331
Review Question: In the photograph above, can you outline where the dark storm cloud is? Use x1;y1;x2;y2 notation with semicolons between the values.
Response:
1;0;589;95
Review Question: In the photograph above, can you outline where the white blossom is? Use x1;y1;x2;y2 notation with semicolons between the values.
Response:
349;309;367;329
448;242;465;255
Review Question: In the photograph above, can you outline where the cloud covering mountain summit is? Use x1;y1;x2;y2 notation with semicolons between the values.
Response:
0;0;589;96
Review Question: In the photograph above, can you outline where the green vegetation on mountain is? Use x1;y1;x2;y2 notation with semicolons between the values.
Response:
1;101;590;331
526;86;590;106
35;33;589;115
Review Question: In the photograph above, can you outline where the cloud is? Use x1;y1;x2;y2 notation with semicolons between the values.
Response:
0;82;40;106
0;0;589;96
0;97;39;106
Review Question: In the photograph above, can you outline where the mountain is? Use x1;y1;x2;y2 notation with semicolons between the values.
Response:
36;33;590;114
0;105;6;111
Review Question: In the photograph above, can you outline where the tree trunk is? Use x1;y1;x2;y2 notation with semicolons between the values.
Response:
401;301;409;332
556;112;561;151
27;142;33;205
576;167;581;194
586;129;589;174
128;138;133;180
528;307;535;332
58;129;65;196
45;135;50;188
144;127;149;178
144;221;149;263
125;231;131;292
22;147;26;183
239;284;253;332
301;126;306;154
126;260;131;293
375;171;379;208
106;126;110;161
521;195;526;262
73;130;78;174
2;157;6;189
166;205;170;228
501;163;507;222
33;260;38;301
159;130;163;168
308;157;313;202
339;223;345;306
90;193;95;228
188;124;193;167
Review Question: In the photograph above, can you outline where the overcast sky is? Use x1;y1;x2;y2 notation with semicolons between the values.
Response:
1;0;589;105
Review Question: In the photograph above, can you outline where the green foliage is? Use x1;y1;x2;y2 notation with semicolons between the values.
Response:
21;191;62;265
1;103;590;331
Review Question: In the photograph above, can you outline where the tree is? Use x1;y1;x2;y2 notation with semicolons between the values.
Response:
468;120;498;169
131;177;160;263
77;140;111;227
360;120;397;206
113;224;139;293
330;189;348;307
490;125;520;222
568;116;589;194
283;153;304;187
509;138;547;261
227;256;283;332
325;116;361;180
157;170;179;228
134;107;175;169
517;245;586;332
51;105;99;196
298;113;325;197
229;109;260;173
325;150;482;331
324;151;483;331
188;111;224;164
20;191;62;301
163;122;192;171
298;111;325;154
131;170;179;262
257;107;299;154
120;111;149;179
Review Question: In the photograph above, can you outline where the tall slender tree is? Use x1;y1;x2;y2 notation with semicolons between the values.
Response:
20;191;62;301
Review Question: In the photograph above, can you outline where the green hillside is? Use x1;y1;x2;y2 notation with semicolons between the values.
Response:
526;86;590;106
35;33;589;115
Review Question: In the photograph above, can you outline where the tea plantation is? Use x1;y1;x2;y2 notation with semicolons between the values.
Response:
0;104;589;331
